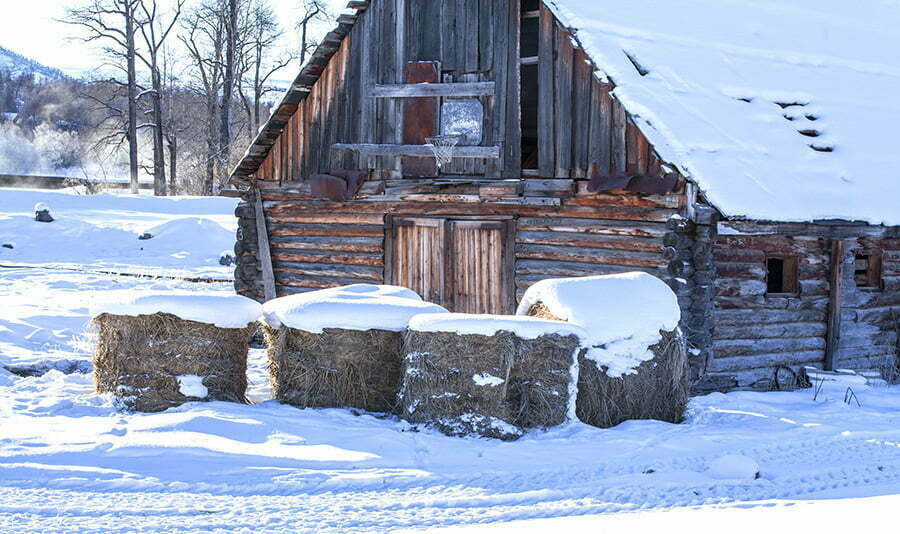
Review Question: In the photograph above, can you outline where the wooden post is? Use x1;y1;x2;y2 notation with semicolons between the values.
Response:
503;218;517;314
383;214;395;285
254;187;277;301
824;239;845;371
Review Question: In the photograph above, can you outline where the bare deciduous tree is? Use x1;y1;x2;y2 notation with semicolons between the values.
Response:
297;0;331;66
64;0;142;194
220;0;239;190
238;0;294;140
134;0;184;196
181;0;227;195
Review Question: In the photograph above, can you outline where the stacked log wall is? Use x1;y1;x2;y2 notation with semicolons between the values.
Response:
704;222;900;391
707;233;829;390
234;188;694;323
664;208;718;384
838;236;900;375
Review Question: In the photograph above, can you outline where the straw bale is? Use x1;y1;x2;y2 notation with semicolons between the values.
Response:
400;329;580;440
262;325;403;413
93;313;251;412
525;303;688;428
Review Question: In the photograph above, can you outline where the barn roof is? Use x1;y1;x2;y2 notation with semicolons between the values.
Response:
229;15;357;184
548;0;900;226
233;0;900;226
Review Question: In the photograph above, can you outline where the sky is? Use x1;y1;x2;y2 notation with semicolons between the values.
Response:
0;0;348;78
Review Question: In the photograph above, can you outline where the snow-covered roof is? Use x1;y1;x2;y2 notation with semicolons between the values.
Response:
550;0;900;225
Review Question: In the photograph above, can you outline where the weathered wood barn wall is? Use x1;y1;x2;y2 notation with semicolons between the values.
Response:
232;0;674;185
230;0;899;392
700;221;900;391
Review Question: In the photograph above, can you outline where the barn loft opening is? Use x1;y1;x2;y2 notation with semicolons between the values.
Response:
766;256;799;295
520;0;540;171
854;252;883;289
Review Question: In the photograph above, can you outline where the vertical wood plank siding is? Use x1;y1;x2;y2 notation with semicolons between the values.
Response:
248;0;668;185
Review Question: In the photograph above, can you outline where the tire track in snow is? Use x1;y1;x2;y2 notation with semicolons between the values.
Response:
1;433;898;532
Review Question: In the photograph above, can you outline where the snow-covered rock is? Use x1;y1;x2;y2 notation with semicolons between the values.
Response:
33;202;53;223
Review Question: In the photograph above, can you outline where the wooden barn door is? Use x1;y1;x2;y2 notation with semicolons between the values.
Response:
388;217;448;306
387;217;514;314
449;220;514;315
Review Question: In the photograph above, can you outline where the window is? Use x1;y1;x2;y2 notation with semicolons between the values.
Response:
854;252;883;289
766;256;799;295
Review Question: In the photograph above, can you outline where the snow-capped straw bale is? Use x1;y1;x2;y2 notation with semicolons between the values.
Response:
400;314;586;440
91;293;262;412
260;285;447;413
518;273;688;428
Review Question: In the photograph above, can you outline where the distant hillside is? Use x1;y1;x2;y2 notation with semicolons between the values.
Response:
0;45;64;80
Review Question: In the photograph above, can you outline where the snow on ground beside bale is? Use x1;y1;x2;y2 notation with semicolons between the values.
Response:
91;292;262;329
708;455;761;480
0;188;238;277
261;284;446;332
140;217;233;246
409;313;587;340
517;273;680;377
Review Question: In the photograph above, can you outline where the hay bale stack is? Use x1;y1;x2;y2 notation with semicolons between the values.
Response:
574;328;687;428
261;284;447;413
91;293;262;412
401;314;585;440
518;273;688;428
262;326;405;413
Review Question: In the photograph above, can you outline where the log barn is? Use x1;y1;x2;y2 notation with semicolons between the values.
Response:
229;0;900;393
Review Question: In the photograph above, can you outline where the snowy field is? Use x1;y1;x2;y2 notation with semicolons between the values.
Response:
1;188;898;533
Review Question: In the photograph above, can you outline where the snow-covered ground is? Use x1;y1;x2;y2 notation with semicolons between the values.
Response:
1;188;898;532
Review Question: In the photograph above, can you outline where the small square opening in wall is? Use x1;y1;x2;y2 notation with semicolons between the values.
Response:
766;256;799;295
854;252;883;289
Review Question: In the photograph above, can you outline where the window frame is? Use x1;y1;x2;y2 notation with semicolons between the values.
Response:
853;249;884;290
765;254;800;296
